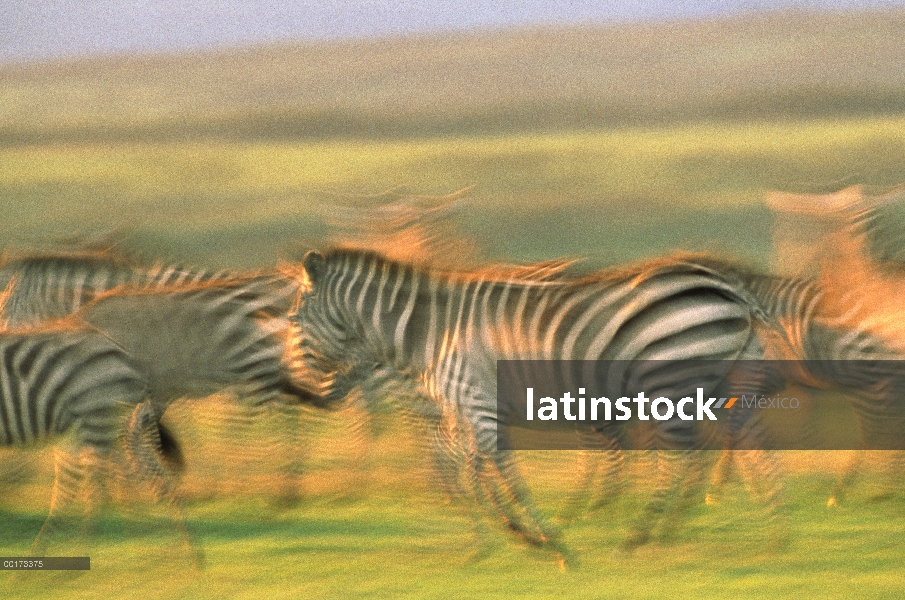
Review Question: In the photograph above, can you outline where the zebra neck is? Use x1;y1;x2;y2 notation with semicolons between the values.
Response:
331;259;440;372
332;262;542;372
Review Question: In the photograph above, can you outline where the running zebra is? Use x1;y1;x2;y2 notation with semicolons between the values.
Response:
0;251;321;503
0;251;235;328
0;325;202;562
702;269;905;506
0;250;319;397
823;185;905;501
769;278;905;488
65;281;322;501
292;248;779;555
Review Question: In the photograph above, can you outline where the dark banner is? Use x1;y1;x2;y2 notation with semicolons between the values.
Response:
1;557;90;570
495;360;905;450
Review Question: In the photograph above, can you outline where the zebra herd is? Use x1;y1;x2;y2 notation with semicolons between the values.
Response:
3;185;905;567
0;252;320;564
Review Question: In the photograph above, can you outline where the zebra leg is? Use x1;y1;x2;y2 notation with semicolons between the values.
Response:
659;450;712;545
875;450;905;502
333;391;377;501
449;444;510;563
722;358;788;540
464;406;570;566
620;448;694;552
30;447;93;557
124;400;205;570
734;449;789;549
557;428;625;525
827;451;858;508
705;448;735;506
829;450;904;507
620;398;727;551
883;450;905;501
76;447;112;544
830;389;905;507
460;442;568;564
267;401;306;507
429;412;471;504
382;384;502;561
433;400;560;559
0;449;34;486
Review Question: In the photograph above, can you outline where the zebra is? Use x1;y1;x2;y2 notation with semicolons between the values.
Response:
0;251;322;503
64;280;323;498
0;324;202;563
291;247;785;556
820;185;905;501
0;250;238;328
700;269;905;507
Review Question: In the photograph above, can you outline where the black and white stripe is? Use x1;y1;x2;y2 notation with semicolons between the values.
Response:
725;271;905;505
0;251;237;328
293;248;777;554
0;325;201;561
0;252;320;503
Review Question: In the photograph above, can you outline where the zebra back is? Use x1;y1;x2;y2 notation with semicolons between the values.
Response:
70;280;289;408
0;251;244;328
0;252;140;327
0;324;147;450
296;248;772;409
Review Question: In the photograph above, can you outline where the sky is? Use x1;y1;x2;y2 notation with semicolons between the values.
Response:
1;0;903;63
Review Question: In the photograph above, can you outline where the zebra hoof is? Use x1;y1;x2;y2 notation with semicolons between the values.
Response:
269;492;304;510
616;530;649;555
192;548;207;571
552;544;579;571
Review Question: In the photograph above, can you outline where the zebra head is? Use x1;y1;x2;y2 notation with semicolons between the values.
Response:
291;250;367;404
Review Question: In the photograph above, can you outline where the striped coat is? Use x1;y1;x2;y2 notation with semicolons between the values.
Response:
294;248;774;553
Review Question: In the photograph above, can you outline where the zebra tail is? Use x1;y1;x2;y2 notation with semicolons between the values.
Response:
157;422;186;475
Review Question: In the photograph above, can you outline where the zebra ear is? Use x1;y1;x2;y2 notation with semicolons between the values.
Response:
303;251;327;285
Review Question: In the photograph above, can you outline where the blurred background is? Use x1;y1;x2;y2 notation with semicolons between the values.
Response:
2;1;904;269
2;2;905;598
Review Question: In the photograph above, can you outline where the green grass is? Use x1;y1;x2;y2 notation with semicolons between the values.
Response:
1;115;903;269
4;117;903;201
4;452;905;600
3;410;904;600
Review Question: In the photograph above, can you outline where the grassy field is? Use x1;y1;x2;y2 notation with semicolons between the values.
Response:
3;9;905;599
1;9;904;269
1;115;904;270
4;424;905;599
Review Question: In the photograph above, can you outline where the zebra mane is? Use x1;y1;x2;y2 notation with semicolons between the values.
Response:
563;251;761;286
0;313;88;336
316;246;765;290
318;246;579;285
